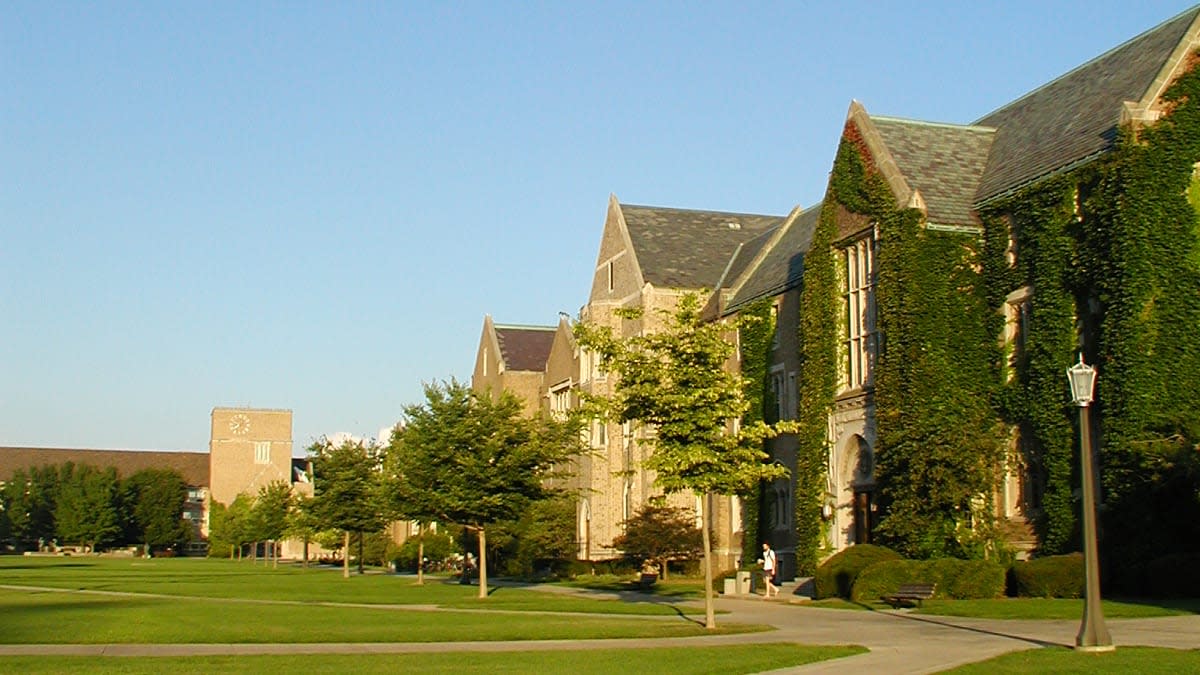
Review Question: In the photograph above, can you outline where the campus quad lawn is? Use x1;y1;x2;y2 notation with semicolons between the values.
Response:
0;557;694;616
0;645;869;674
946;646;1200;673
0;588;765;644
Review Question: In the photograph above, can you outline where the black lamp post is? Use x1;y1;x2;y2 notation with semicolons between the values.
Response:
1066;355;1114;652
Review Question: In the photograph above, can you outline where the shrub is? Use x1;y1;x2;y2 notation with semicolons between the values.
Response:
613;501;703;580
851;558;1005;602
392;530;458;573
1009;553;1084;598
813;544;902;599
1143;553;1200;598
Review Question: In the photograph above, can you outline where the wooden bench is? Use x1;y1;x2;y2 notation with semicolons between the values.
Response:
883;583;936;608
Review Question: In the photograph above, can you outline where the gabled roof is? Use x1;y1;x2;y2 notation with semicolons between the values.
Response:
493;324;556;372
871;117;995;226
725;203;821;313
974;6;1200;203
0;446;210;487
620;204;785;289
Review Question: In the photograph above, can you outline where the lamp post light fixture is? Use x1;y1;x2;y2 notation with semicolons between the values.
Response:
1066;355;1115;652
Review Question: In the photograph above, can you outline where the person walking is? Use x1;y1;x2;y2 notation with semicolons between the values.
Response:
761;542;779;600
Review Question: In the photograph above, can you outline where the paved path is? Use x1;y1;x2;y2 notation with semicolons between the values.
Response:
1;583;1198;673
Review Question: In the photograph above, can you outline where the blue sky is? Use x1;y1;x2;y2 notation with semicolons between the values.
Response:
3;1;1196;453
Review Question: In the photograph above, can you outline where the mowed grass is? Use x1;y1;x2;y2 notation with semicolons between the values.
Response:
0;557;690;615
0;644;868;674
946;646;1200;673
0;557;768;644
0;589;749;644
802;596;1200;619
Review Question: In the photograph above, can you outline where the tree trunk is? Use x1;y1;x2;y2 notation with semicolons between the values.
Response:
701;493;716;629
303;537;310;568
342;531;350;579
416;524;425;585
357;532;364;575
477;527;488;599
272;541;278;569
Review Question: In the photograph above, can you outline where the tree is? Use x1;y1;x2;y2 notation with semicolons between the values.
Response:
386;379;580;598
253;481;293;567
613;501;703;580
575;293;792;629
1;467;56;551
286;495;323;567
208;494;255;559
122;469;191;555
307;437;385;578
54;463;121;552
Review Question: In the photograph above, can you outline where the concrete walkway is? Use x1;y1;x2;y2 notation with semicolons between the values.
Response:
1;583;1198;673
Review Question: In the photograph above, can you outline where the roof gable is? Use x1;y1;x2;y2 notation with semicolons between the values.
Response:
726;203;821;313
619;204;785;289
870;116;995;226
493;324;556;372
974;7;1200;202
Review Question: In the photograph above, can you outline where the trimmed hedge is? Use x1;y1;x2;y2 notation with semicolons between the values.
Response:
851;558;1006;603
1009;553;1084;598
1144;553;1200;598
813;544;902;599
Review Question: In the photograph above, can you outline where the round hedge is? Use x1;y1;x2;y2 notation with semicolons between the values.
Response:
851;558;1006;603
813;544;902;599
1008;553;1083;598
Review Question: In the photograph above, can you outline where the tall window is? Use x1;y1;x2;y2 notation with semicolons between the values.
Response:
842;236;877;389
549;382;570;419
254;441;270;465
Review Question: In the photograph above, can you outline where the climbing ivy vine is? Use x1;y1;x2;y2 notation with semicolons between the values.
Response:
737;298;774;565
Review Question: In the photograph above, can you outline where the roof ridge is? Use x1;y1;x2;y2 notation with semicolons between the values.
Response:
494;323;556;331
620;203;783;219
972;5;1200;124
870;114;996;132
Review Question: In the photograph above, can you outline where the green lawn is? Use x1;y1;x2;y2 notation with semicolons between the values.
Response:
0;644;868;674
0;557;691;615
946;646;1200;673
0;557;770;644
801;595;1200;620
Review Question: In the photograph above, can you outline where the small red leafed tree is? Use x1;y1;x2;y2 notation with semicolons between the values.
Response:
613;500;702;580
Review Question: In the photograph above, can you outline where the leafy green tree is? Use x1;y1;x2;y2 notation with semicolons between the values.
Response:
122;469;191;555
575;293;792;629
54;463;121;552
208;493;255;559
307;437;385;578
613;501;703;580
1;466;56;551
253;481;293;567
387;380;580;598
287;495;323;567
509;495;577;578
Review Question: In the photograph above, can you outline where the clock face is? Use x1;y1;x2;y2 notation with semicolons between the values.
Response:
229;413;251;436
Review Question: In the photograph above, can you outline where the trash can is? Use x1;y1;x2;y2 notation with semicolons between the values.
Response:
736;570;752;595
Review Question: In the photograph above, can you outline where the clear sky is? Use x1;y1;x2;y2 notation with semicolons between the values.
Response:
3;1;1196;453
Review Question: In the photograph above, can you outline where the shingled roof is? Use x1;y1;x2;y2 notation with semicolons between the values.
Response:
0;446;210;487
726;203;821;313
871;117;995;226
974;6;1200;203
621;204;785;289
493;324;556;372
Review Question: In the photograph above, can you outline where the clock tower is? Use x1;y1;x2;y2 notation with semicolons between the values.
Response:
209;407;294;508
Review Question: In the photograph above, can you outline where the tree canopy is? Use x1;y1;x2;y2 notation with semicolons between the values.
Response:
307;437;386;577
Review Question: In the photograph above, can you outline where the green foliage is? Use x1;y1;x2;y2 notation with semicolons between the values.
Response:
981;179;1081;554
1143;552;1200;598
122;469;191;552
0;466;56;550
505;495;578;578
252;481;293;543
576;294;792;497
206;493;256;557
613;501;704;578
393;529;458;572
850;558;1006;602
812;543;902;599
53;463;122;551
307;438;385;535
737;298;776;564
1008;553;1084;598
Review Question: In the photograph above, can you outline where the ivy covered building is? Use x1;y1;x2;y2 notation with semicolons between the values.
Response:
474;6;1200;583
